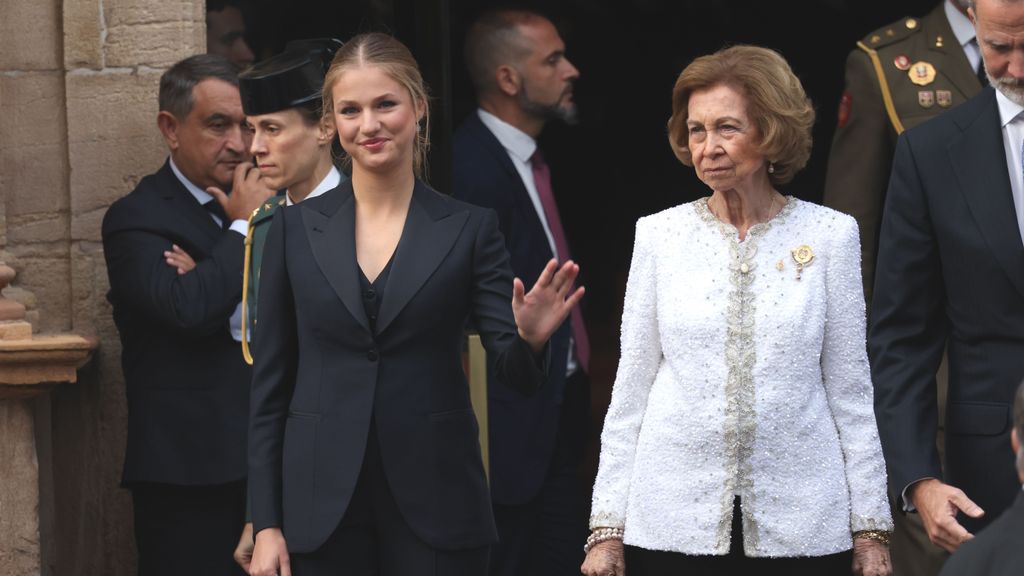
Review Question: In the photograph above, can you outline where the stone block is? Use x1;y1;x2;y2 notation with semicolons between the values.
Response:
0;73;69;219
0;400;41;576
105;20;205;69
62;0;103;69
6;215;70;247
4;255;71;334
105;0;205;27
0;0;61;71
65;71;166;222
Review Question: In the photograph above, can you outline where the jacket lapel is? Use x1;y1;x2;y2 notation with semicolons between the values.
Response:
301;180;371;332
949;89;1024;300
156;161;223;247
376;181;469;335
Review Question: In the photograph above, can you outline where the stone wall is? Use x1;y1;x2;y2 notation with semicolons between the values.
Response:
0;0;205;573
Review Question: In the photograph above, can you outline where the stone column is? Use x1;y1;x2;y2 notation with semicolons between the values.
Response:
0;264;96;576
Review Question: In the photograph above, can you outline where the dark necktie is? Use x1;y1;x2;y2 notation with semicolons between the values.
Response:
530;149;590;373
203;199;228;228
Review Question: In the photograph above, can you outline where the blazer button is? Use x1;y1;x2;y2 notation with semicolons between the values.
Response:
367;349;379;362
364;288;376;300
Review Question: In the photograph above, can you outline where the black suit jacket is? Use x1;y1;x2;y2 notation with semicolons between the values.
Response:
938;490;1024;576
869;87;1024;531
102;160;251;486
452;111;585;506
248;180;546;553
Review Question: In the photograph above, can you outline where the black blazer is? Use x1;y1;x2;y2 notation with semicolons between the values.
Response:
248;179;546;553
869;87;1024;530
452;112;584;506
102;160;251;486
938;490;1024;576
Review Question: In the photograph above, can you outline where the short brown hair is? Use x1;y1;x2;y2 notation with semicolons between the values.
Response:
666;45;814;185
322;33;431;180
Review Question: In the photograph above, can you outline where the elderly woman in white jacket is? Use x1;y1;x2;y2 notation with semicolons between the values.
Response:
582;45;893;576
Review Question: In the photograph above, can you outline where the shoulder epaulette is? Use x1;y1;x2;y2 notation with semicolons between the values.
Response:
251;195;287;225
855;36;908;135
861;16;922;50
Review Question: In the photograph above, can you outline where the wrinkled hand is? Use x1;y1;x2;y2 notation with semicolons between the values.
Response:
851;538;891;576
234;522;254;572
512;259;585;353
249;527;290;576
910;478;984;552
163;244;196;275
208;162;276;222
580;539;625;576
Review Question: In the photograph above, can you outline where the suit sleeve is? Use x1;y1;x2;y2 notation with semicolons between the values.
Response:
469;209;547;395
868;132;948;504
823;48;898;306
589;218;661;529
102;202;245;336
248;207;299;533
820;215;893;532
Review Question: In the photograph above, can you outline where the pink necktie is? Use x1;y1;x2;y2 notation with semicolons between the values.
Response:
531;150;590;373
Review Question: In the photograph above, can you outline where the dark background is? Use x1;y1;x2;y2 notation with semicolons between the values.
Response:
237;0;937;475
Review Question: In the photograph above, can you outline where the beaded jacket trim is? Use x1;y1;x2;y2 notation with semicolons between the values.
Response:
694;196;798;553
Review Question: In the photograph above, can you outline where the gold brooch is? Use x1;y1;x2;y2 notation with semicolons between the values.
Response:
791;245;814;280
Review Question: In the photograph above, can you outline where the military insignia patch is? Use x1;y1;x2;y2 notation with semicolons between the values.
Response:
894;55;911;71
909;61;936;86
837;91;852;128
936;90;953;107
918;90;935;108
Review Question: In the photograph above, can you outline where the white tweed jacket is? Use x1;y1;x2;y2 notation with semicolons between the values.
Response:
590;197;892;557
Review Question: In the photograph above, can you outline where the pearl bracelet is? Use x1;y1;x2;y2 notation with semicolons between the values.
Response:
584;527;624;554
853;529;891;546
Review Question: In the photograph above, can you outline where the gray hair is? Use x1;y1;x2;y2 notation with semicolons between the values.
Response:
159;54;240;120
464;9;547;96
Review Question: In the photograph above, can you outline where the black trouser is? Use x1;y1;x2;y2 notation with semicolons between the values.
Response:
625;497;854;576
291;425;489;576
131;480;247;576
490;371;590;576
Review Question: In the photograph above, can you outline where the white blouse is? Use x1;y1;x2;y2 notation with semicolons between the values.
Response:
590;197;892;557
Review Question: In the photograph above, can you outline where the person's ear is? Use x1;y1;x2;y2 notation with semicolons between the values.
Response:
1013;428;1020;455
968;5;976;26
495;65;521;97
157;111;181;151
318;115;336;145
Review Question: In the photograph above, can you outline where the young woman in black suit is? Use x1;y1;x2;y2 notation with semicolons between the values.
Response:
247;33;584;576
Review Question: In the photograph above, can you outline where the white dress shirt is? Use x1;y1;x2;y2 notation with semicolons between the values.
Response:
477;108;579;375
997;91;1024;247
285;166;342;206
945;0;982;73
591;198;892;556
168;157;247;342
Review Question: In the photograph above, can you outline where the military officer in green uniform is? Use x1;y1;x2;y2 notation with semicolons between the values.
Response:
825;0;985;303
823;3;986;576
238;39;346;366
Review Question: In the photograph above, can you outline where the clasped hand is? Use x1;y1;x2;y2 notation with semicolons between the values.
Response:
512;258;585;353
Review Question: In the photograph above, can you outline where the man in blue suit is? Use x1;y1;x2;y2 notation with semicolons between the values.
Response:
452;9;589;576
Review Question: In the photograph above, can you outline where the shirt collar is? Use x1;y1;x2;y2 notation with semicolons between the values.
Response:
945;0;976;48
477;108;537;164
168;156;215;206
287;166;342;206
996;89;1024;128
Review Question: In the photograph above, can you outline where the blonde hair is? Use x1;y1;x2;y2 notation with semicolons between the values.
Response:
322;33;431;180
666;45;814;185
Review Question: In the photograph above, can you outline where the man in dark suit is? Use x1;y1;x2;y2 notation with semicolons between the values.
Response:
102;54;273;574
824;3;987;573
452;9;589;576
869;0;1024;561
938;379;1024;576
